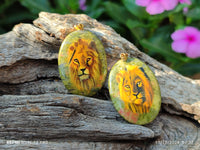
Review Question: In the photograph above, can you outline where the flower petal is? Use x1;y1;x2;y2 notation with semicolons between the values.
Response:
171;30;187;41
184;26;200;35
183;7;189;14
79;0;87;10
186;42;200;58
160;0;178;10
179;0;191;5
146;1;165;15
171;39;188;53
184;27;200;43
135;0;151;6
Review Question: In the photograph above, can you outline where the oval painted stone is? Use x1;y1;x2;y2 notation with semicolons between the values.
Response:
108;56;161;125
58;30;107;96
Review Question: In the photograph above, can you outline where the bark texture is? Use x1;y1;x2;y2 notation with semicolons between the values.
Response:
0;12;200;149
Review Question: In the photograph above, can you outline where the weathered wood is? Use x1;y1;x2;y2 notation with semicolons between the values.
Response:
0;12;200;149
0;94;155;141
0;140;147;150
0;59;58;84
0;80;66;95
148;114;200;150
0;12;199;122
0;94;200;149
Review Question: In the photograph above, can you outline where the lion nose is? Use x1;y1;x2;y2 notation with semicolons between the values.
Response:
133;92;139;97
80;68;86;73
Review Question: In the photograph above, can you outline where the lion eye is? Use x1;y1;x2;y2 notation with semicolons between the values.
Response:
86;58;91;66
74;59;79;64
87;58;91;62
125;85;130;89
137;81;142;87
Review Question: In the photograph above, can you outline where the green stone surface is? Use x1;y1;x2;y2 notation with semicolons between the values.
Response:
108;57;161;125
58;30;107;96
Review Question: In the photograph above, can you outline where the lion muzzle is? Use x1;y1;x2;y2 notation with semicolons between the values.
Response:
78;68;90;80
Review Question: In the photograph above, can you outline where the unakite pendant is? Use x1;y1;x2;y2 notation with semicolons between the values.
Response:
58;24;107;96
108;53;161;125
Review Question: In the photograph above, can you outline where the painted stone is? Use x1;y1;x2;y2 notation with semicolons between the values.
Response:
58;24;107;96
108;53;161;125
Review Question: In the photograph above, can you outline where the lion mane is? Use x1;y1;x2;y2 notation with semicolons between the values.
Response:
116;65;153;114
67;39;102;95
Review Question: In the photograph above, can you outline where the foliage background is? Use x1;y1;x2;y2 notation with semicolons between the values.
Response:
0;0;200;78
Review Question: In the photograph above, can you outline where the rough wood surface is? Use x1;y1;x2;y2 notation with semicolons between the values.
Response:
0;94;155;141
0;12;200;149
0;94;199;149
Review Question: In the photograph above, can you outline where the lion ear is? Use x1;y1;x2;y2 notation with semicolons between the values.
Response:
89;41;98;51
116;72;123;83
69;46;74;51
89;41;95;48
88;41;99;57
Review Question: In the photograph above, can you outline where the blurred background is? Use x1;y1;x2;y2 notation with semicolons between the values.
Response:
0;0;200;79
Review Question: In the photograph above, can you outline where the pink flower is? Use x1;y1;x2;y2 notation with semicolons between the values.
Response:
171;27;200;58
179;0;191;14
183;7;189;14
79;0;87;11
135;0;178;15
179;0;191;5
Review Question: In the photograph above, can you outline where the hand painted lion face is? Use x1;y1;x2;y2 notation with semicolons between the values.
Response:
68;39;102;94
116;65;153;114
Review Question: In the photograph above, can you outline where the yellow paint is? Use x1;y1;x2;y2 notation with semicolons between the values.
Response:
74;24;84;30
67;38;102;94
116;65;153;114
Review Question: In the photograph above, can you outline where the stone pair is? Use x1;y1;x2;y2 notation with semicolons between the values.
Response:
58;24;161;125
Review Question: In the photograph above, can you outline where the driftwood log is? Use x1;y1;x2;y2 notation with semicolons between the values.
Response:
0;12;200;149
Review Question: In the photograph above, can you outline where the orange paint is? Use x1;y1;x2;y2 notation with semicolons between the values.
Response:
118;109;139;123
67;39;102;94
116;65;153;114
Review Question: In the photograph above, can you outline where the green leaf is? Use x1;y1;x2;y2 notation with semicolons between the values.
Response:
54;0;70;13
186;7;200;20
104;20;126;34
90;0;102;10
68;0;79;12
194;0;200;5
140;25;192;63
126;19;145;40
19;0;52;14
140;39;186;63
103;1;135;24
175;63;200;76
173;3;189;13
169;13;184;25
122;0;149;19
149;11;170;21
186;57;200;63
0;26;6;34
0;10;35;25
85;0;104;18
87;7;104;19
53;0;79;13
0;0;18;14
